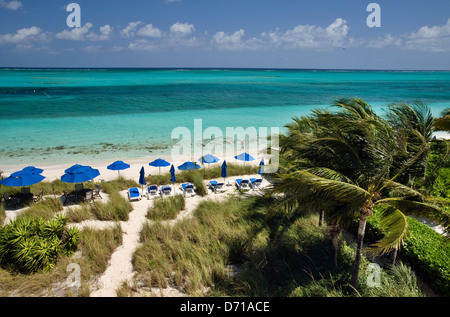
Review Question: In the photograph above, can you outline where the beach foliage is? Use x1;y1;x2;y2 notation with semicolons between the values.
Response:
147;194;185;221
133;195;423;297
265;97;449;289
0;214;80;273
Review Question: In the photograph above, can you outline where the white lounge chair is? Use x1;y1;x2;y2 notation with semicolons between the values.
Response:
160;185;172;197
209;180;226;193
146;185;159;199
127;187;142;201
250;178;263;189
180;183;196;197
235;178;251;191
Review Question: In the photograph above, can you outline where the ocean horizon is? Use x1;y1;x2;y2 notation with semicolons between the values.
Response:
1;68;449;168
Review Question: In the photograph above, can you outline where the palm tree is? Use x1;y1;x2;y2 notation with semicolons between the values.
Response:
387;103;449;190
434;108;450;132
266;98;450;289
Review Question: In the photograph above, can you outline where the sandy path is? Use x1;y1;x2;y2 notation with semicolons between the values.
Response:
88;178;247;297
90;192;150;297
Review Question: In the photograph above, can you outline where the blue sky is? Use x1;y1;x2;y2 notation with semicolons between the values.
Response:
0;0;449;69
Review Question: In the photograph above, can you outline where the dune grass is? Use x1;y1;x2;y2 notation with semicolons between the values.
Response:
15;197;63;221
147;194;185;221
147;163;259;185
65;192;132;223
132;195;424;297
0;223;122;297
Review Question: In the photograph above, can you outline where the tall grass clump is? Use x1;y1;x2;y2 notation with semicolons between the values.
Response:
16;197;63;221
134;196;262;295
147;163;259;186
147;194;185;221
0;214;80;273
0;204;5;226
67;193;132;222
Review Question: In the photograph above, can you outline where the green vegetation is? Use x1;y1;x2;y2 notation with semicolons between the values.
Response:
0;214;79;273
265;98;449;290
147;194;185;221
0;99;448;298
0;224;122;296
133;195;424;297
66;192;132;222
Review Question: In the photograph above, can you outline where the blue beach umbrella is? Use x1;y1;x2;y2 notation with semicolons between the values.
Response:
64;164;88;174
235;152;255;165
221;160;227;181
61;165;100;184
170;165;176;183
107;160;130;171
149;158;171;175
170;164;176;193
11;166;44;176
199;154;220;165
139;166;146;189
258;159;264;175
0;170;46;187
107;160;130;177
178;161;201;171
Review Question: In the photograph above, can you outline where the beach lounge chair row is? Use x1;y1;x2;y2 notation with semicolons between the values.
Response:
235;178;263;191
208;180;226;193
127;183;197;201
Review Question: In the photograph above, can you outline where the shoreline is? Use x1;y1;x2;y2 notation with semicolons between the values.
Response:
1;130;448;182
0;152;266;183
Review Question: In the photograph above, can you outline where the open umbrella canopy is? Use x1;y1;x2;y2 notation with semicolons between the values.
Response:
61;165;100;183
199;154;220;164
178;161;201;171
149;158;171;174
0;170;45;187
11;166;44;176
107;160;130;171
235;152;255;162
149;158;171;167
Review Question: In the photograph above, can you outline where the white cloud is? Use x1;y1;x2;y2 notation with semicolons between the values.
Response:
86;24;113;41
211;29;262;50
120;21;142;38
170;22;195;36
366;34;402;49
137;24;162;38
128;39;158;51
0;26;46;44
403;18;450;52
262;18;349;50
56;23;93;41
0;0;22;11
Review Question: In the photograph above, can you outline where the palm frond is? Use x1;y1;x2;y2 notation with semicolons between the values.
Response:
306;167;354;184
366;206;409;255
375;198;450;234
270;170;371;211
380;179;423;200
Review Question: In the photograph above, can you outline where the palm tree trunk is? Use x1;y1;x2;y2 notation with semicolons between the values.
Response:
327;223;340;267
319;210;325;227
391;247;398;265
350;211;368;288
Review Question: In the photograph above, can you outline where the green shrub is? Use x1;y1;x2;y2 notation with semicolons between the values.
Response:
0;214;80;273
400;217;450;296
147;194;185;221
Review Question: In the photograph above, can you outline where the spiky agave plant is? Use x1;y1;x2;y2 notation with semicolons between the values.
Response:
0;215;80;273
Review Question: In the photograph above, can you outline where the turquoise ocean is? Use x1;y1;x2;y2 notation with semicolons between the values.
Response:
0;68;449;167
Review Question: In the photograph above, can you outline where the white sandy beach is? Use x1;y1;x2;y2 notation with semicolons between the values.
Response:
1;153;269;297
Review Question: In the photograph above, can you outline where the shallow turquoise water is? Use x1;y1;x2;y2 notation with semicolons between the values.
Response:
0;68;449;166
